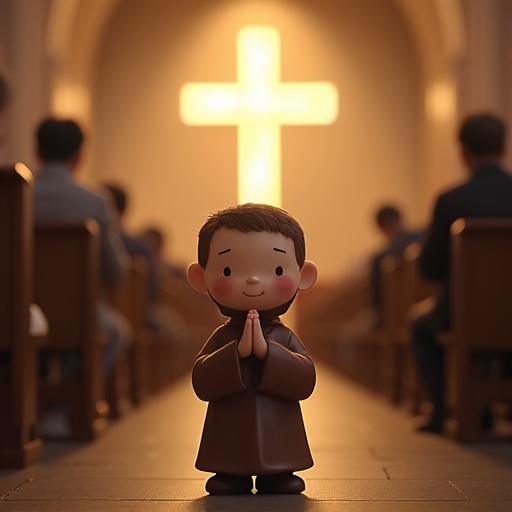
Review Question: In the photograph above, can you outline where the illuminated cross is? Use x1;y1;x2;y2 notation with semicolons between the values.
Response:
180;26;338;207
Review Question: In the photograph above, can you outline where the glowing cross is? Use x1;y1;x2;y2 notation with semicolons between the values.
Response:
180;26;338;207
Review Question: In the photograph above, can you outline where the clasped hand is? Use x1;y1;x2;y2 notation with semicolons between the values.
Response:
238;309;268;360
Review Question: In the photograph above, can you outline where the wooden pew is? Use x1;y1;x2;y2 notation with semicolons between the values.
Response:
0;164;42;467
34;221;108;440
157;276;223;387
107;256;153;407
159;274;222;348
294;281;337;363
295;274;377;388
444;218;512;441
378;253;407;404
399;244;436;414
297;243;434;401
342;277;380;390
378;244;437;408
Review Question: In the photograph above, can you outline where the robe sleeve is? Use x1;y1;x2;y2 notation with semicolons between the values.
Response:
256;331;316;402
192;330;247;402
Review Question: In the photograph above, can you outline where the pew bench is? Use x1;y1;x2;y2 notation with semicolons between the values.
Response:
379;244;436;412
157;276;223;387
378;253;408;404
34;221;108;440
295;275;379;390
443;218;512;441
0;164;42;468
107;255;153;407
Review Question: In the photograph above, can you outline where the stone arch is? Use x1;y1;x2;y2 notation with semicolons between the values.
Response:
46;0;466;118
45;0;467;210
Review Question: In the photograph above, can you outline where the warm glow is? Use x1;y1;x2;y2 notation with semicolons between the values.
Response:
425;80;456;122
14;163;33;184
52;83;90;120
180;26;338;206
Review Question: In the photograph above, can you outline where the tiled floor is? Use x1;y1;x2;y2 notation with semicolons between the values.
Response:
1;363;512;511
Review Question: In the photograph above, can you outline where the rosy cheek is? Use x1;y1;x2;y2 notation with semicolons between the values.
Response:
211;277;233;298
274;276;296;297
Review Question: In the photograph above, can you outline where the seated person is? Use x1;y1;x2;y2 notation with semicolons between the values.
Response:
369;205;423;326
33;118;131;436
335;205;422;361
412;112;512;433
104;183;159;303
104;184;188;341
0;68;49;362
141;226;187;283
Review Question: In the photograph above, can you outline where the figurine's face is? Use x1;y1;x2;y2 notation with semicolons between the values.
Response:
201;227;304;311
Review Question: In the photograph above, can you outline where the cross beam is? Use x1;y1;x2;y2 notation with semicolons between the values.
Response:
180;26;338;206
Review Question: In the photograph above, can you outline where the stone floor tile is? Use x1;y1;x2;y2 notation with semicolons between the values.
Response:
0;473;33;500
1;500;512;512
5;477;207;501
2;363;512;511
384;461;512;480
305;479;465;501
449;479;512;501
302;502;512;512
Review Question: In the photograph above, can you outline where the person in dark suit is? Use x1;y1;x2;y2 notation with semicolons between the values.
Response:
413;112;512;433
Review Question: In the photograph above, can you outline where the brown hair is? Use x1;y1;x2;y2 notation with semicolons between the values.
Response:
197;203;306;268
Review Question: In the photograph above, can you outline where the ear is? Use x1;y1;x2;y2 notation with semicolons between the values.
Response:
298;260;318;291
187;262;208;292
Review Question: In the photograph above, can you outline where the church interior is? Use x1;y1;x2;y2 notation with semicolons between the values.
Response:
2;0;512;510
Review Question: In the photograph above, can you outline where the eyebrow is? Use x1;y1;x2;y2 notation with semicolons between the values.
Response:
273;248;286;253
218;248;231;255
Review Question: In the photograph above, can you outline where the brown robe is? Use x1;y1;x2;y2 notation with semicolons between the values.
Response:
192;314;316;476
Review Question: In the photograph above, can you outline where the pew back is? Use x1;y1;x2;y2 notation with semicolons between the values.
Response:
0;164;32;350
33;221;107;440
34;222;99;350
107;255;151;406
403;243;438;311
451;218;512;350
0;164;41;467
380;254;407;331
446;218;512;441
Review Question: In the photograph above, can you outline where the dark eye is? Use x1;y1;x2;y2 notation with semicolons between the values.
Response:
223;267;232;277
275;266;284;276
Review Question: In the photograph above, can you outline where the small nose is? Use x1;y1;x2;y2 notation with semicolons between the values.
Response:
247;276;260;284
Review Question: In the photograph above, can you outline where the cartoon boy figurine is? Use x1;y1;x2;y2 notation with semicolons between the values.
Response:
187;203;318;495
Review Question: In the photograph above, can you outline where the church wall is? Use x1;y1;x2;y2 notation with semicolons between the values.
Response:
93;0;421;282
0;0;52;168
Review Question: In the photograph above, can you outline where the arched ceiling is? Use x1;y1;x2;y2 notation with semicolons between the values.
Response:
45;0;466;118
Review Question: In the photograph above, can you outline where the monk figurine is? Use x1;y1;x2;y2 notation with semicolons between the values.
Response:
187;203;318;495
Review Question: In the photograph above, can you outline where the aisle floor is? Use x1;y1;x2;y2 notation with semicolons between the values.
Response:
2;363;512;511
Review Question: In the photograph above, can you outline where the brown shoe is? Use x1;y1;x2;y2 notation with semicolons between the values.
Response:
205;473;253;495
256;473;305;494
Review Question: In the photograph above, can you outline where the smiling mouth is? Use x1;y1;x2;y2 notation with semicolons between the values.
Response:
243;292;264;297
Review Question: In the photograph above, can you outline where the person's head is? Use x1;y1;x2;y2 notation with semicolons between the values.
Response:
375;205;402;240
36;117;84;166
104;183;128;217
458;113;506;170
187;203;318;313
